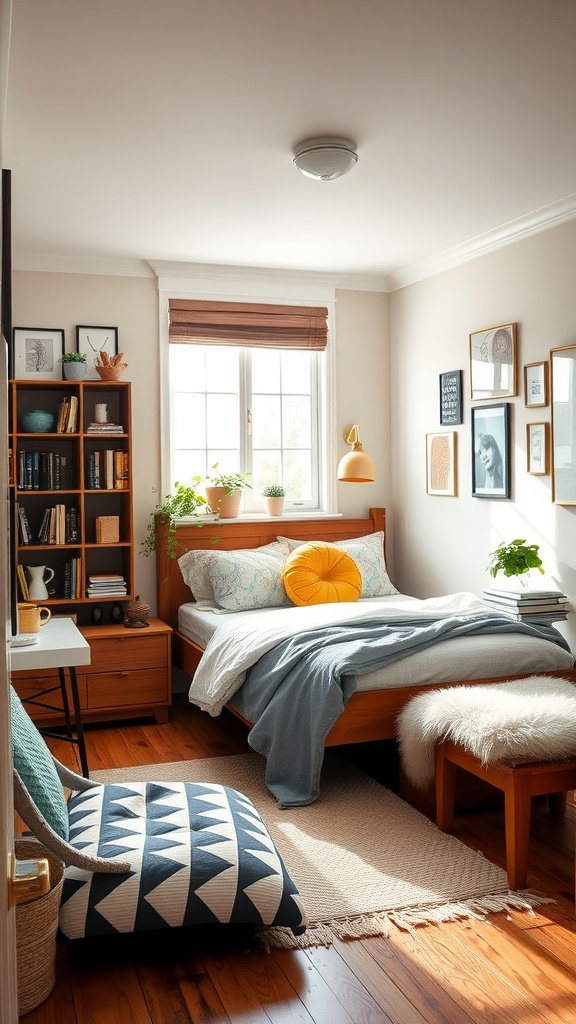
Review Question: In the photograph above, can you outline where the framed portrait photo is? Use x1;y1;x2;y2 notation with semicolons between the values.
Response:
76;325;118;379
524;360;549;408
426;431;457;496
12;327;65;380
469;322;517;401
471;402;511;499
439;370;463;425
527;422;549;475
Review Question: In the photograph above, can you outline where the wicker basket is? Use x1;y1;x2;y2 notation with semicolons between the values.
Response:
96;514;120;544
95;364;126;381
15;838;64;1016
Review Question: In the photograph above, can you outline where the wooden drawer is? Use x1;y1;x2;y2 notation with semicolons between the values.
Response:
12;673;88;718
86;670;169;710
86;633;168;674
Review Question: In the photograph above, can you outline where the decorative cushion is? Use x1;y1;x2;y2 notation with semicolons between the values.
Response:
10;686;69;841
58;780;307;939
282;541;362;606
208;548;289;611
178;541;289;609
278;531;398;598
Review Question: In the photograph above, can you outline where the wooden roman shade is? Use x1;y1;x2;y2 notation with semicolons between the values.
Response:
169;299;328;351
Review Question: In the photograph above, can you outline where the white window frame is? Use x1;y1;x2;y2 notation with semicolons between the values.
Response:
154;264;337;516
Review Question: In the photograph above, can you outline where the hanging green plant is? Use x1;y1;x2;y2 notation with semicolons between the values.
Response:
486;539;545;579
140;478;210;559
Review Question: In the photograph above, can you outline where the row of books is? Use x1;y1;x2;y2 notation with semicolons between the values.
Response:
482;586;569;623
17;450;67;491
64;558;83;599
18;503;79;545
57;396;79;433
86;573;127;598
87;450;129;490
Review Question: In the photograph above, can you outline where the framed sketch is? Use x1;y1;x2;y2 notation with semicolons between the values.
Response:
469;322;517;400
439;370;463;425
551;344;576;504
471;402;511;499
426;431;457;496
76;325;118;378
527;422;549;475
12;327;65;380
524;360;549;408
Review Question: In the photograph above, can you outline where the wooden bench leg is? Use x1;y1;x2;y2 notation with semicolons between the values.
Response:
504;774;532;890
436;743;458;831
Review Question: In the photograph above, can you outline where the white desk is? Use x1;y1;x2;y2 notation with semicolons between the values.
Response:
11;617;91;776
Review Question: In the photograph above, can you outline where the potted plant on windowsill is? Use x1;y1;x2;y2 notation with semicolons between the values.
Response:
262;484;285;517
140;478;210;559
205;463;251;519
59;352;87;381
487;538;545;586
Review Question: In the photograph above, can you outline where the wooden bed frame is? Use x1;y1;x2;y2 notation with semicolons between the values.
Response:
156;507;576;746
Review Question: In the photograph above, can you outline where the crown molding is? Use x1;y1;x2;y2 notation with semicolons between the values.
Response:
148;260;388;294
12;253;155;277
385;193;576;291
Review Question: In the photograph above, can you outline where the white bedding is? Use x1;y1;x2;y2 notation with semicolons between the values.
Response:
180;593;575;714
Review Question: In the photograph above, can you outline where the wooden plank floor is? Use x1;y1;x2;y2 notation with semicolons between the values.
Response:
20;695;576;1024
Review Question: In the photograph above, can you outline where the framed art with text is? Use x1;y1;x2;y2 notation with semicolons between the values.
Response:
471;402;511;499
524;360;549;408
527;422;549;475
426;431;457;496
439;370;463;424
469;322;517;400
12;327;65;380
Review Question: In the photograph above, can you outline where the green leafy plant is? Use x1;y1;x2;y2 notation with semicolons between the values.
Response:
487;539;545;579
58;352;87;363
262;484;285;497
206;463;252;493
140;478;209;558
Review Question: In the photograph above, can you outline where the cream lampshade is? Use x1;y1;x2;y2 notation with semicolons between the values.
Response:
337;425;375;482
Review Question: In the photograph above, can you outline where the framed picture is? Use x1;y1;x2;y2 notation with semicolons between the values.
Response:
471;402;511;498
426;431;457;496
524;360;549;408
439;370;463;425
469;322;517;400
527;422;549;475
551;344;576;504
12;327;65;380
76;325;118;379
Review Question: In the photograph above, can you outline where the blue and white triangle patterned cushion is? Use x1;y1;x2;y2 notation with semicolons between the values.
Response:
58;780;307;939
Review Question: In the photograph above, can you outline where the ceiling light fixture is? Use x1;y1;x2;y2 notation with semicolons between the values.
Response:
337;425;375;483
293;136;358;181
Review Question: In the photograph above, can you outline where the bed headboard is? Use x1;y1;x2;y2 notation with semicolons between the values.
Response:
156;507;387;632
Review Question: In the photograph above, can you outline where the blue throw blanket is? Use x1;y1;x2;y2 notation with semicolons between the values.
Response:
228;615;571;807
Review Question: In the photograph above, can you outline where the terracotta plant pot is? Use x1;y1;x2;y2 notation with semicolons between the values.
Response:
205;485;242;519
263;496;285;517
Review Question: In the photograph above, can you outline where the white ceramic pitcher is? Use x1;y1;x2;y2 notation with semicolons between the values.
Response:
26;565;55;601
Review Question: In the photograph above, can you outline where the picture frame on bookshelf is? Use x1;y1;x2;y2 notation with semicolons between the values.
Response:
76;325;119;379
12;327;65;380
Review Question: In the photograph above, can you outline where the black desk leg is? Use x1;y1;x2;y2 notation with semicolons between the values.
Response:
59;666;89;778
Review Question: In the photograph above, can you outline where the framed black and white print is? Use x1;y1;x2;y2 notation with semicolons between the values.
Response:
12;327;65;380
76;325;118;378
471;402;511;499
439;370;463;424
524;360;549;408
527;422;549;475
469;322;517;400
426;431;457;496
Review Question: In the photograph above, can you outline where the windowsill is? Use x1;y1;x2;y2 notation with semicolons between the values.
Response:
174;511;343;524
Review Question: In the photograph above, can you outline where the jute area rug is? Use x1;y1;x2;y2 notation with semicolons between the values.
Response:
92;751;551;949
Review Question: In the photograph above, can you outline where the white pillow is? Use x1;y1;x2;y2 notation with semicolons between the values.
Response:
277;531;397;598
178;540;289;607
208;548;289;611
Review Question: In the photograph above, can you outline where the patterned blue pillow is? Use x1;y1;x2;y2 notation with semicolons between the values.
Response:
10;686;69;840
58;780;307;939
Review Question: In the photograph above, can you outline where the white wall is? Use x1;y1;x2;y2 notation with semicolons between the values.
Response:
390;218;576;650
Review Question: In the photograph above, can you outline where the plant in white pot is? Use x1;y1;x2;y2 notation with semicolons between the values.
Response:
486;538;545;586
262;484;285;517
59;352;87;380
205;464;251;519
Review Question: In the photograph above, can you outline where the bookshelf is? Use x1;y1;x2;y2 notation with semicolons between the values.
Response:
9;379;134;624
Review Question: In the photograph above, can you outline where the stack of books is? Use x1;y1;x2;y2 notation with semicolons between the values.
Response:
482;586;569;624
86;422;124;433
86;573;127;598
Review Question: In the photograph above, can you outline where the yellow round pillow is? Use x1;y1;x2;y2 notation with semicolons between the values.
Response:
282;541;362;606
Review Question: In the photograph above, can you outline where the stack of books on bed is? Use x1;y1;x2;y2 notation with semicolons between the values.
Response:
482;587;569;624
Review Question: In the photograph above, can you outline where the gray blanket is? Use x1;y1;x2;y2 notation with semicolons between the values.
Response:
228;614;571;807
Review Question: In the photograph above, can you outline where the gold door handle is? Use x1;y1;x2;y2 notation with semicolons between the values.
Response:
7;852;51;908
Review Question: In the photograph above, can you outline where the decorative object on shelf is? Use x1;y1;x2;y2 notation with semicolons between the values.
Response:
76;325;119;378
90;605;103;625
527;422;549;475
25;565;55;601
58;352;87;381
205;463;251;519
262;484;285;516
469;323;517;401
21;409;54;433
141;478;209;558
439;370;463;425
486;538;545;581
524;360;549;408
94;350;127;380
471;403;511;499
426;432;457;496
337;425;375;482
95;403;108;423
12;327;65;381
124;595;150;628
110;603;124;624
95;515;120;544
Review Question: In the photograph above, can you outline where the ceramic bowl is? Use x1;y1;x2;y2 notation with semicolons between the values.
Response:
21;409;55;433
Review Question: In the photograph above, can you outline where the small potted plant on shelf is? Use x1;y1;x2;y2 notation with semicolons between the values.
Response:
262;484;285;517
205;463;251;519
486;538;545;584
140;478;209;559
59;352;87;381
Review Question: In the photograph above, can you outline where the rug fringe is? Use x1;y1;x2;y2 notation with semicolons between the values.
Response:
260;889;555;950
